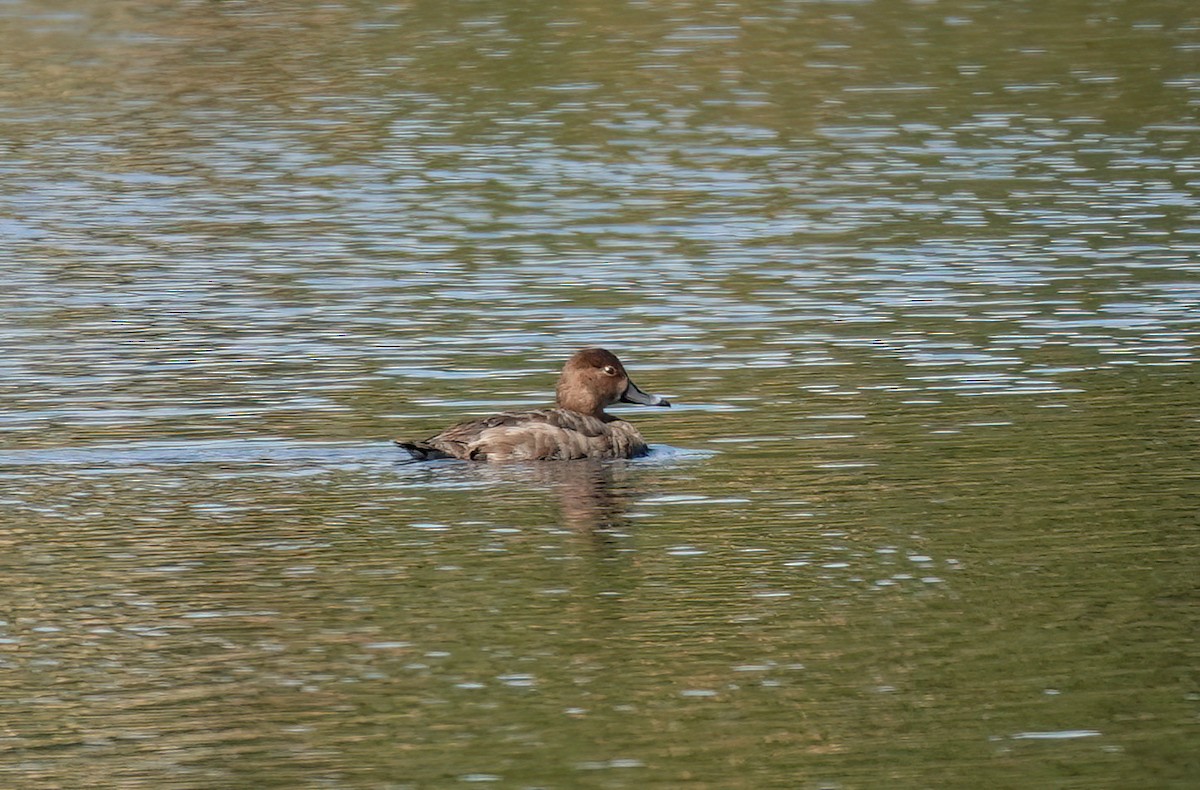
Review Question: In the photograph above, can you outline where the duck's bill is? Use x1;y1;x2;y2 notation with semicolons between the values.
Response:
620;380;671;407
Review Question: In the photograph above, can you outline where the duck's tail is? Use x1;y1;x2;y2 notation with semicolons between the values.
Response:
394;439;452;461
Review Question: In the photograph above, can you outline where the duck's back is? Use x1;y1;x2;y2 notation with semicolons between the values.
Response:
398;408;648;461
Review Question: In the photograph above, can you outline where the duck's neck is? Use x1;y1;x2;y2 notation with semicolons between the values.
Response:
555;382;607;419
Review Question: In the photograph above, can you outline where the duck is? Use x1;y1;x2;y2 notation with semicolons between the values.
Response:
396;348;671;461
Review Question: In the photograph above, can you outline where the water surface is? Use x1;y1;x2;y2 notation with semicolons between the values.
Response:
1;0;1198;786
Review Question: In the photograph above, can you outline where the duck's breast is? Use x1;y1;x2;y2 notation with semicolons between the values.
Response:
466;409;647;461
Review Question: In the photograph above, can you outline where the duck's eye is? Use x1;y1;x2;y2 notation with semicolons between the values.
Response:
602;365;617;376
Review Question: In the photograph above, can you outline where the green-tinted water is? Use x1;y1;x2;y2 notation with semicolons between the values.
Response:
1;0;1197;787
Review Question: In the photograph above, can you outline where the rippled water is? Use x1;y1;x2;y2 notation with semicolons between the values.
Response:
2;0;1198;787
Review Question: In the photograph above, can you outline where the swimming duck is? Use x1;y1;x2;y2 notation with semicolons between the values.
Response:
396;348;670;461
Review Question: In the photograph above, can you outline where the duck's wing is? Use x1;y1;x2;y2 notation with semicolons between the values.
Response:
398;409;652;461
395;418;487;460
397;409;606;461
468;410;647;461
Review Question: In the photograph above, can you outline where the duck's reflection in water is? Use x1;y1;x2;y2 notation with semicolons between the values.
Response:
472;459;638;536
548;459;634;534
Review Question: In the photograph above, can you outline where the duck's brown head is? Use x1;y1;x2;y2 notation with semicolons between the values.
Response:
555;348;671;418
